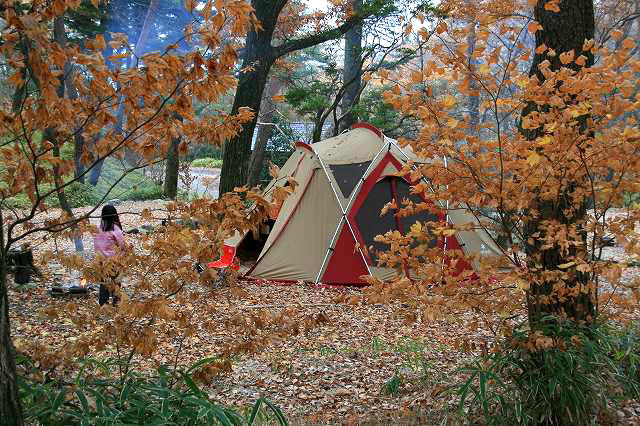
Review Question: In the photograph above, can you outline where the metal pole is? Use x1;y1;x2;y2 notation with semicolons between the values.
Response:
313;143;390;283
384;136;451;269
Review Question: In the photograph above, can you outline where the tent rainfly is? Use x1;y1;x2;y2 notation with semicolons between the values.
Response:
228;123;505;285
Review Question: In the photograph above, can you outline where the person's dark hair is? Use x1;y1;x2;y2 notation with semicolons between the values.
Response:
100;204;122;232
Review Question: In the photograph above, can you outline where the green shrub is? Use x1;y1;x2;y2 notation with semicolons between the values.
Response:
186;143;222;162
454;320;640;425
62;182;101;207
191;157;223;168
3;182;98;209
122;183;165;201
19;355;288;425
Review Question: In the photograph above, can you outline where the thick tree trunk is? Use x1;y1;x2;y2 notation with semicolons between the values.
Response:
63;40;85;182
164;111;184;199
523;0;595;326
338;0;363;133
164;137;180;199
220;64;273;193
0;208;23;426
51;17;83;252
246;76;285;188
219;1;281;194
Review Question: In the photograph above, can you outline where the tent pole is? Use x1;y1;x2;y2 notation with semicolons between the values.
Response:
315;216;344;283
313;154;382;282
384;136;450;271
314;143;390;284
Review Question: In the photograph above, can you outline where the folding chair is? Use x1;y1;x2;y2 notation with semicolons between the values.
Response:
198;244;239;287
208;244;239;270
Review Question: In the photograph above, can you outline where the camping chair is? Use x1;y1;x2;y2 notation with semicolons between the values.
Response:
197;244;239;287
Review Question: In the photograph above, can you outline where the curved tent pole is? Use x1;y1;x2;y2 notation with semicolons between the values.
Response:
314;147;412;283
314;142;390;284
383;136;450;269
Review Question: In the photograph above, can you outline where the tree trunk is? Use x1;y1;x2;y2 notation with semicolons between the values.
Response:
246;76;285;188
0;208;24;426
338;0;363;133
312;111;326;143
72;131;85;183
247;121;274;189
51;17;84;252
523;0;595;326
219;2;278;194
220;67;272;193
466;20;480;132
164;137;180;199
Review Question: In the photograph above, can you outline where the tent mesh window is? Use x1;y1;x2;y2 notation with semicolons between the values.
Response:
394;179;439;249
355;177;439;263
329;161;371;198
355;177;397;260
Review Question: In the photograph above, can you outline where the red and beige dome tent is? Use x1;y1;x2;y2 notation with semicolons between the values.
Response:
225;123;505;285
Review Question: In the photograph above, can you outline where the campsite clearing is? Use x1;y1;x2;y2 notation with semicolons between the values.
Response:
9;273;474;422
7;199;640;423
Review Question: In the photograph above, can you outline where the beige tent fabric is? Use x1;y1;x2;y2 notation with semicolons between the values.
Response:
224;148;309;249
313;127;384;165
261;148;308;203
258;153;317;258
376;162;403;180
250;171;341;281
446;207;507;270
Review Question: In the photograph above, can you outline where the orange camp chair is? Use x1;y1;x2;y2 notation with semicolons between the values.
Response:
207;244;240;271
195;244;239;288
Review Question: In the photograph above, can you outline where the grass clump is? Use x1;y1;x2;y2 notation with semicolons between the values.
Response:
454;320;640;425
18;355;288;425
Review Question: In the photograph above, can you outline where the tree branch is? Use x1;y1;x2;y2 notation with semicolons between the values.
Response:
273;17;364;59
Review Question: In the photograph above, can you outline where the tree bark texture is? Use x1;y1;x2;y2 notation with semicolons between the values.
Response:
523;0;595;326
52;17;84;252
247;76;285;188
219;0;366;194
0;208;24;426
312;112;325;143
338;0;363;133
220;1;283;194
164;137;180;199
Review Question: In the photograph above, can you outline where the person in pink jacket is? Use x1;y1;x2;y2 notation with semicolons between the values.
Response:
93;204;126;305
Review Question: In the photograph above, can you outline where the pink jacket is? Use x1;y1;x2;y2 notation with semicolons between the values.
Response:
93;225;126;258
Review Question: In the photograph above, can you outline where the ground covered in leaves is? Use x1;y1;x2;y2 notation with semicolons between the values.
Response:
11;277;471;423
7;200;640;424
